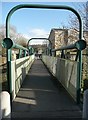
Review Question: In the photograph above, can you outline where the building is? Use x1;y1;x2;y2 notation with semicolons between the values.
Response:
48;28;68;56
48;28;88;89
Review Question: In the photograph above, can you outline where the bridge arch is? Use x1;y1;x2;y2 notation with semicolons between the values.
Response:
27;38;52;48
27;37;52;55
4;4;85;103
6;4;83;40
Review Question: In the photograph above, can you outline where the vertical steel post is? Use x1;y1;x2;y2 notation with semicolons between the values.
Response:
6;14;12;96
7;49;12;95
19;49;22;58
24;50;27;57
77;19;83;104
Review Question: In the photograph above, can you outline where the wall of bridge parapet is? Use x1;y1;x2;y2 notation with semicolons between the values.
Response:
48;28;88;91
42;55;79;102
10;55;35;100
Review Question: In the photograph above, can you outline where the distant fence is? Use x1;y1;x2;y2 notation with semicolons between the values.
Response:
10;55;35;99
42;55;79;101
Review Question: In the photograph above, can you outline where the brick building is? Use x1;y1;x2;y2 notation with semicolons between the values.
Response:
48;28;68;56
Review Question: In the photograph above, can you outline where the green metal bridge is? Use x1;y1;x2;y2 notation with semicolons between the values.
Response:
0;4;87;119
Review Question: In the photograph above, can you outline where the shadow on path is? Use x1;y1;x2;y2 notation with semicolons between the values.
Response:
12;59;82;119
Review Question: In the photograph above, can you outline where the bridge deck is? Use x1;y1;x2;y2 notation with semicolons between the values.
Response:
12;59;82;119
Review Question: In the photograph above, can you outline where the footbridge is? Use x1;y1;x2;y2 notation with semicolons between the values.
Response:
0;4;88;119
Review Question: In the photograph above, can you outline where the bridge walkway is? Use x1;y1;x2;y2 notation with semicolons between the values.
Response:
12;59;82;119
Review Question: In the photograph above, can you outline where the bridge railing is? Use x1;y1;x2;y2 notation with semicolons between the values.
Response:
2;38;35;99
42;40;86;104
2;3;87;104
10;55;35;99
42;55;78;102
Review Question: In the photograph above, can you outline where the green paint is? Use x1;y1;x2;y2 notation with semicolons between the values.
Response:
19;49;22;58
2;38;28;51
52;40;86;52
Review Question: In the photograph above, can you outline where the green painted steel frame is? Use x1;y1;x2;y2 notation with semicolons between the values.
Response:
52;40;86;52
5;4;84;104
28;46;34;55
27;38;52;55
27;38;52;48
2;38;28;51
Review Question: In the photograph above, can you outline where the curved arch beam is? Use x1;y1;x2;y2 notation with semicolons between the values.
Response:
6;4;83;40
27;38;52;48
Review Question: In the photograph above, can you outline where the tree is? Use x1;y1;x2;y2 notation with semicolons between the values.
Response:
0;25;17;41
68;2;88;31
0;25;28;57
0;25;28;47
68;2;88;85
68;2;88;46
16;33;28;47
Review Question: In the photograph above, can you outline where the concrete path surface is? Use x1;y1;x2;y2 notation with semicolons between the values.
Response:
12;59;82;119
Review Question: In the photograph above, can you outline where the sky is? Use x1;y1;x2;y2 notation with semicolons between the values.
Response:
1;1;87;44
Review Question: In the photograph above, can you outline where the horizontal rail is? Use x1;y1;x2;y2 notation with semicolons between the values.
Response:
52;40;86;52
2;38;28;51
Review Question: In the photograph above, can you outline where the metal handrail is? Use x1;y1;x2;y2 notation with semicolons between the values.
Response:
52;40;86;52
2;38;28;51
